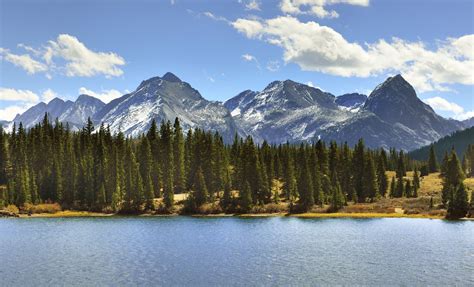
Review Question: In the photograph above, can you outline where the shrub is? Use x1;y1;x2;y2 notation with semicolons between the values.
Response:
5;204;19;214
24;203;62;214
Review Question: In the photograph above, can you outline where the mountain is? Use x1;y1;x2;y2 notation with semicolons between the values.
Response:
363;75;463;144
96;72;238;140
335;93;367;111
11;95;103;130
7;72;468;150
462;117;474;128
59;94;105;126
225;80;352;143
13;98;74;129
227;74;466;150
409;126;474;161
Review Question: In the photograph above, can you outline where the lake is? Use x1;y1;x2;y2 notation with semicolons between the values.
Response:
0;217;473;286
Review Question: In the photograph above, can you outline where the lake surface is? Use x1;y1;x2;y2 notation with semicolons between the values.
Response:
0;217;473;286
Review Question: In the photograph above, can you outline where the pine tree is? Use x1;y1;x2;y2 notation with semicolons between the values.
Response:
139;137;155;210
340;143;353;202
329;173;344;212
240;181;252;212
442;150;465;207
221;167;232;208
389;176;396;198
193;167;208;207
440;151;449;177
412;167;420;198
297;157;314;211
396;150;406;178
353;139;365;202
405;179;412;198
376;152;388;197
447;183;469;219
283;149;297;203
160;121;174;209
313;164;323;206
173;118;185;194
396;176;404;198
428;145;438;173
0;125;9;185
363;152;379;201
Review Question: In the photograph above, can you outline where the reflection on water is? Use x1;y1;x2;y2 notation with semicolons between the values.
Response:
1;217;473;286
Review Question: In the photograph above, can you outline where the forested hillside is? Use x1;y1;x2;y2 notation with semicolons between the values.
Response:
0;114;472;218
409;126;474;161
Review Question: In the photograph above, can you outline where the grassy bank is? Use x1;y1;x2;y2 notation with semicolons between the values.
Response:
3;172;472;220
15;211;445;219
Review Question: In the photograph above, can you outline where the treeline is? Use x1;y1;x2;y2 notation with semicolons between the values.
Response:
0;115;471;217
409;126;474;163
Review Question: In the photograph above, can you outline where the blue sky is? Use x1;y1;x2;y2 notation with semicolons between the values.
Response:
0;0;473;121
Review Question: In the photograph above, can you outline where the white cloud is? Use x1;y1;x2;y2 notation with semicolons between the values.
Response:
78;87;123;103
458;111;474;120
0;50;48;74
424;97;464;114
232;16;474;92
0;88;39;102
424;96;473;120
1;34;126;78
245;0;261;11
306;81;314;87
242;53;255;61
47;34;125;78
280;0;369;19
41;89;58;103
0;104;35;121
0;88;40;121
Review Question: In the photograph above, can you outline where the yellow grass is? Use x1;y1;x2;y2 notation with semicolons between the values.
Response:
21;210;113;218
10;172;473;219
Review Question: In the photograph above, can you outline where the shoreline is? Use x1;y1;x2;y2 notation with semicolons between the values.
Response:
8;210;453;220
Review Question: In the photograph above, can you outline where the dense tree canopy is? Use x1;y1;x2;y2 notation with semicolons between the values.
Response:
0;114;469;218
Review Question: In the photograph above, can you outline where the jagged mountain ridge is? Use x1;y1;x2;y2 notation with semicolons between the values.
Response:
226;74;466;150
224;79;353;143
12;96;104;130
5;73;470;150
96;72;238;140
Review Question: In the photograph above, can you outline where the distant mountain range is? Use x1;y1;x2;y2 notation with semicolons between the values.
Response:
2;72;472;150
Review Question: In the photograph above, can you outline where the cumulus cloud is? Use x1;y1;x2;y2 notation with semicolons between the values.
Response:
0;88;41;121
232;16;474;92
0;50;48;74
78;87;123;103
424;97;464;114
41;89;58;103
1;34;126;78
280;0;369;18
47;34;125;78
424;96;473;120
0;104;34;121
0;88;39;103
